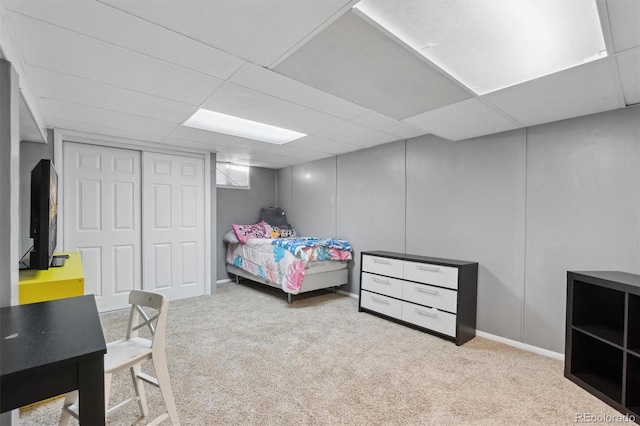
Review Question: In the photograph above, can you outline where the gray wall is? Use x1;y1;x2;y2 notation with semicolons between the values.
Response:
523;107;640;351
286;157;337;238
216;166;277;281
0;59;20;309
337;141;406;294
276;105;640;353
406;130;527;343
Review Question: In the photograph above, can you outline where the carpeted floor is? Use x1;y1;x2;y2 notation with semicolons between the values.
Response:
19;280;624;425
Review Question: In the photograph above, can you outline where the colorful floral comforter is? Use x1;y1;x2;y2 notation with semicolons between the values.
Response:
226;237;352;294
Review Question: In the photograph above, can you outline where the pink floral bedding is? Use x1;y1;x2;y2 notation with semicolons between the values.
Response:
226;238;352;294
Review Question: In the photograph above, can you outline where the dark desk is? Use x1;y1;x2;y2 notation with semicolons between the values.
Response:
1;295;106;425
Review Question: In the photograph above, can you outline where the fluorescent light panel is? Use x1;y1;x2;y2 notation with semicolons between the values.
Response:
183;109;306;144
354;0;607;95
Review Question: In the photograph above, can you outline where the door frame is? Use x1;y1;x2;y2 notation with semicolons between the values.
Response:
54;130;212;297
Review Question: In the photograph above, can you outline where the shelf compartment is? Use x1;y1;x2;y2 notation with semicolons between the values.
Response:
626;353;640;415
572;280;625;346
628;294;640;352
571;330;623;403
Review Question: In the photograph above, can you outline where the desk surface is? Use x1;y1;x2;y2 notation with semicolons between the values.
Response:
19;251;83;285
1;295;106;380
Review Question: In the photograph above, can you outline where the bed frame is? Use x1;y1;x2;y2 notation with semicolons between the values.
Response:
226;264;348;304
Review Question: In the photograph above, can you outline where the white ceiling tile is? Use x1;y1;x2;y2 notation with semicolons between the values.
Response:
3;0;244;80
230;62;369;120
606;0;640;52
98;0;353;67
27;66;196;124
260;145;334;163
235;158;292;169
351;111;427;139
200;83;344;134
8;13;223;105
40;98;178;137
275;11;472;120
403;98;521;141
213;151;253;164
285;135;362;155
314;121;399;148
47;117;166;144
239;151;312;168
168;126;280;152
616;47;640;105
356;0;606;96
483;58;624;127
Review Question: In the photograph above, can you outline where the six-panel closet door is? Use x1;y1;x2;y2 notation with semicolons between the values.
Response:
64;142;142;311
64;143;206;312
142;152;205;301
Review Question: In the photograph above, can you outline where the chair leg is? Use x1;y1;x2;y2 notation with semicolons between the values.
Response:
152;354;180;425
104;371;113;416
59;391;78;426
130;364;149;417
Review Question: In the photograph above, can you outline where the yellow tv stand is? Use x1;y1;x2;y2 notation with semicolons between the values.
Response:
19;251;84;304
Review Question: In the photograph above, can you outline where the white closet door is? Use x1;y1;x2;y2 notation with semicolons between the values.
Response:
64;142;141;311
142;152;205;300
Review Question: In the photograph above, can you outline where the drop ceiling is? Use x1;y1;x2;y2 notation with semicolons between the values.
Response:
1;0;638;169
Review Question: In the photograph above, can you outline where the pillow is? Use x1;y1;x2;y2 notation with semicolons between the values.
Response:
222;230;239;244
260;221;273;236
272;225;299;238
232;223;266;243
257;207;288;227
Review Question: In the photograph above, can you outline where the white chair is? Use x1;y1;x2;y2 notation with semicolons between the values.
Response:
60;290;180;425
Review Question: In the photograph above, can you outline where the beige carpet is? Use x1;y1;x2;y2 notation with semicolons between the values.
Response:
19;280;624;425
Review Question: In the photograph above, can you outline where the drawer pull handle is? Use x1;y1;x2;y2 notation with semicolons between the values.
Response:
416;287;439;295
415;308;438;318
417;265;440;272
373;259;392;265
371;296;390;304
373;278;391;285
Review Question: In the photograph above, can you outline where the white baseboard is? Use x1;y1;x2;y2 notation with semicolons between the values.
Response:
228;284;562;360
338;289;358;299
341;285;562;360
216;278;233;284
476;330;564;361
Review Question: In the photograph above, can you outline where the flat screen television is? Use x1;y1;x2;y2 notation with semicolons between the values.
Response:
29;159;59;270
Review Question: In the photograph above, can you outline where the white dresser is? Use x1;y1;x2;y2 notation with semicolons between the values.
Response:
359;251;478;345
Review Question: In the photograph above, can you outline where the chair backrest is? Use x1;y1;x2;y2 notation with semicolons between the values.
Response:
126;290;169;352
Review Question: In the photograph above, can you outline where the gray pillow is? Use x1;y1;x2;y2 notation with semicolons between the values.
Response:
257;207;289;228
222;230;239;244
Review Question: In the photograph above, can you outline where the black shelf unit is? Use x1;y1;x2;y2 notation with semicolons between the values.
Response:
565;271;640;422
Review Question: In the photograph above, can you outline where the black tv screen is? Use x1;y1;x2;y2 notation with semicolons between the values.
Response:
29;159;58;270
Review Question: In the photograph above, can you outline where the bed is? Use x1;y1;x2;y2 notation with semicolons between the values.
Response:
224;209;352;303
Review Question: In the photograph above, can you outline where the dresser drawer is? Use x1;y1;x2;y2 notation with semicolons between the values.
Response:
361;272;403;299
362;255;403;279
401;302;456;337
361;290;402;319
403;261;458;290
402;282;457;313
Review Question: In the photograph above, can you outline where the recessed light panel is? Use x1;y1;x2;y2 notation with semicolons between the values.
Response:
354;0;607;95
183;109;306;144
